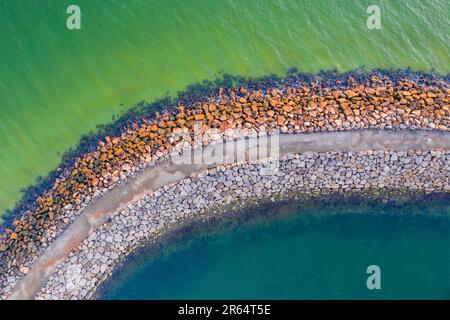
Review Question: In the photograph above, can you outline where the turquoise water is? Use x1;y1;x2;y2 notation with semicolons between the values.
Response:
100;196;450;300
0;0;449;217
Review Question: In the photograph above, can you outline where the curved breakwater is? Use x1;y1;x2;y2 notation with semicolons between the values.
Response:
3;130;450;299
2;0;450;218
0;71;449;299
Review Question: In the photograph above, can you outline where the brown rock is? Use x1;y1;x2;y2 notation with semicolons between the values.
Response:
92;178;99;187
306;101;317;110
256;117;266;124
344;90;358;98
282;105;294;113
367;117;377;125
194;114;205;121
176;119;186;126
277;115;286;126
342;105;352;115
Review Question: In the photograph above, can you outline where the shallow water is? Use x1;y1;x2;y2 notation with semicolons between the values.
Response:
0;0;449;217
100;196;450;299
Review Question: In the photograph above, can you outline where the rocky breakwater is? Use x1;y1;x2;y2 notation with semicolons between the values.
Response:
37;149;450;299
0;71;449;298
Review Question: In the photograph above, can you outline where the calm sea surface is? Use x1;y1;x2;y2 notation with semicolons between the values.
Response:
0;0;449;216
100;197;450;299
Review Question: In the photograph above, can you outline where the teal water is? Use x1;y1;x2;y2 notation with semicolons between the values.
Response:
100;196;450;300
0;0;449;217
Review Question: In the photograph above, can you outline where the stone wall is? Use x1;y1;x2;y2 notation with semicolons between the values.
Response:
35;149;450;299
1;71;449;299
2;73;449;277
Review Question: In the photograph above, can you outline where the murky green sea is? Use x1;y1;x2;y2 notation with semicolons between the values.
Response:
0;0;449;216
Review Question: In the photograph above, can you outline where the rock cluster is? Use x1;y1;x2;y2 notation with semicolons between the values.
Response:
32;149;450;300
0;72;449;298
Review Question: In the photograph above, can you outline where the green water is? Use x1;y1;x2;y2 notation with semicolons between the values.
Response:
100;197;450;300
0;0;449;217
